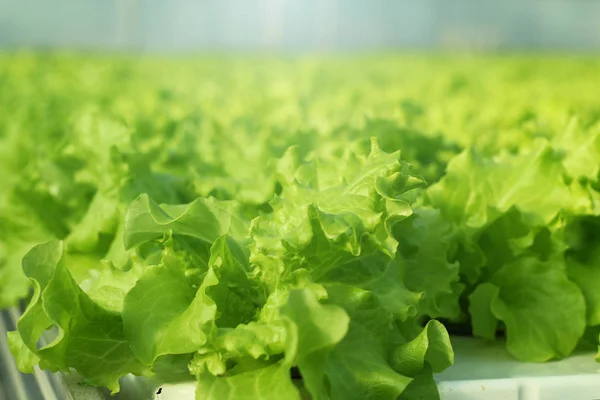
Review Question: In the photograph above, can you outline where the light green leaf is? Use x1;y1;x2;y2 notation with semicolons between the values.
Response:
122;263;218;365
195;360;301;400
489;257;586;361
366;258;423;322
323;286;415;400
65;190;120;253
394;207;463;319
428;140;570;229
280;289;350;400
6;331;39;374
10;241;146;393
565;218;600;325
124;194;247;249
468;283;500;341
552;118;600;182
251;141;419;291
397;365;441;400
207;235;262;328
567;256;600;326
391;320;454;376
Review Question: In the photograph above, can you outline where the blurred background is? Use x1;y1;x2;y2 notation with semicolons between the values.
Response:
1;0;600;52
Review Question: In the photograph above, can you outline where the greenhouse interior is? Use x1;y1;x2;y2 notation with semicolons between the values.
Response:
1;1;600;399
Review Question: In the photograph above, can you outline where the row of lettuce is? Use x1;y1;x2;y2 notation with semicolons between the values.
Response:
0;54;599;399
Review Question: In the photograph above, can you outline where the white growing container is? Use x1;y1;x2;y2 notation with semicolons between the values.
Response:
436;337;600;400
2;307;600;400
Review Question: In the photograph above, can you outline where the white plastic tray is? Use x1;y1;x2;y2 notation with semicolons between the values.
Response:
437;337;600;400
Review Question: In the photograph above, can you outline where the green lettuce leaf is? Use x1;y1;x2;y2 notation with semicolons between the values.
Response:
280;289;350;400
122;264;218;365
9;241;146;393
427;140;570;229
393;207;463;319
469;257;586;361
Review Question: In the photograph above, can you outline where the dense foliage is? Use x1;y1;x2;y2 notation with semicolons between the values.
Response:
1;53;599;399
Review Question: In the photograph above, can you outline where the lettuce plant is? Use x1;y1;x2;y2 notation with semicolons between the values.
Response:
1;54;600;399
